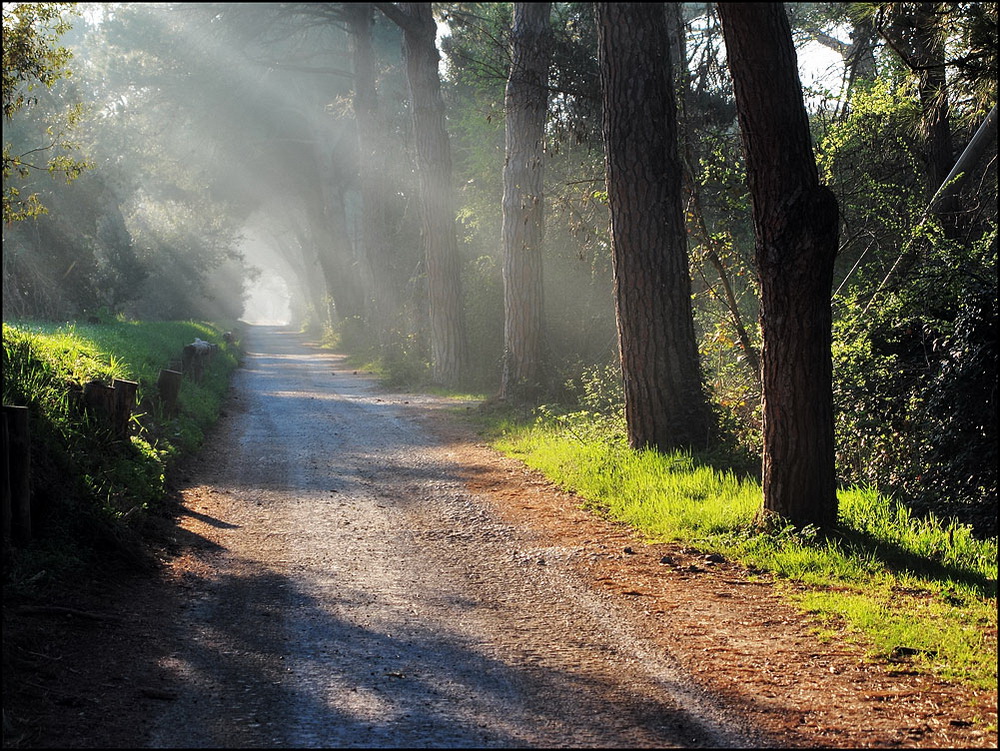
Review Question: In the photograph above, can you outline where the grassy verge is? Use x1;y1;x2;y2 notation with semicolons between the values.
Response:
483;411;998;691
2;319;240;590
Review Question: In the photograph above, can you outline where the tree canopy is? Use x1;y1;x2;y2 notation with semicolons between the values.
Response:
2;1;995;535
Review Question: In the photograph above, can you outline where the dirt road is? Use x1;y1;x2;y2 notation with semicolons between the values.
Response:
146;325;755;747
6;324;995;748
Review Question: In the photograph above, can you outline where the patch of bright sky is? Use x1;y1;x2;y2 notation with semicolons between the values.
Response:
79;3;107;26
798;37;850;107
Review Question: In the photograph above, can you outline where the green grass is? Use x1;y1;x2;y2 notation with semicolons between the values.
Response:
484;411;998;691
2;319;240;588
4;319;238;449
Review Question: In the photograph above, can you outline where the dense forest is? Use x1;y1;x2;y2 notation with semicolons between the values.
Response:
3;2;997;535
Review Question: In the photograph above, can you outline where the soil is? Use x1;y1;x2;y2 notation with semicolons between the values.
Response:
3;325;996;748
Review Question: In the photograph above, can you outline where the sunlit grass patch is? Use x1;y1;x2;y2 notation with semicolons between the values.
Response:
424;387;488;402
795;588;997;689
492;417;760;540
484;409;998;690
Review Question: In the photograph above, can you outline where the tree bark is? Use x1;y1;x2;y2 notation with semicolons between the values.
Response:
500;2;551;402
596;2;714;452
289;223;331;328
323;179;366;323
347;3;399;347
718;2;839;529
379;2;469;386
670;2;761;385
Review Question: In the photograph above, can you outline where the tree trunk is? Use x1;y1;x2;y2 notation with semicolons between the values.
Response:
718;2;839;529
296;114;364;329
670;2;761;385
596;2;714;452
500;2;551;402
305;189;353;329
382;2;469;386
290;224;330;328
323;180;365;323
347;3;399;348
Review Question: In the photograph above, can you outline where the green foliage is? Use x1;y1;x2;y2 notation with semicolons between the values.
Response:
567;360;626;417
2;319;238;584
2;2;90;223
1;3;75;120
2;2;253;322
831;218;997;534
817;59;998;537
819;80;926;282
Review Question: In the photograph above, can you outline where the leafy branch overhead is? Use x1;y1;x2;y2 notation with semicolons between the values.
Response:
2;2;90;223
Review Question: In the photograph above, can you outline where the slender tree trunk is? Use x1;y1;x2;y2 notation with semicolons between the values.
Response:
719;2;839;529
500;2;551;402
347;3;398;347
687;185;762;383
303;146;363;327
275;227;323;328
596;2;714;452
846;15;878;90
324;181;365;322
380;2;469;386
670;2;761;385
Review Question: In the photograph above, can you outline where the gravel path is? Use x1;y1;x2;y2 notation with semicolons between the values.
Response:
147;325;755;748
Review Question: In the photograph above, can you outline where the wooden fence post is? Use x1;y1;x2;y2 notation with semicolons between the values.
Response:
2;409;11;544
182;345;200;382
2;405;31;544
112;379;139;439
83;381;116;423
157;369;183;416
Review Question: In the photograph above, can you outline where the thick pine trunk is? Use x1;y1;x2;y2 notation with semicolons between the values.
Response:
500;2;551;402
719;2;839;528
596;2;714;452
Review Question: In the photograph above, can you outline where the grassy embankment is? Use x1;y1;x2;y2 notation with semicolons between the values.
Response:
477;409;997;694
2;319;239;590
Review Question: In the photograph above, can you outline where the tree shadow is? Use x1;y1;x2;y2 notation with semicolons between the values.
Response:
149;556;764;748
825;526;996;600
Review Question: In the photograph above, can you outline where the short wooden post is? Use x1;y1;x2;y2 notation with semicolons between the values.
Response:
2;409;12;543
182;345;200;382
157;369;183;416
3;405;31;544
112;379;139;439
83;380;116;423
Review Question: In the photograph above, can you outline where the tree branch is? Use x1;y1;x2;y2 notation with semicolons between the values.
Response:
266;62;354;79
373;2;413;32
